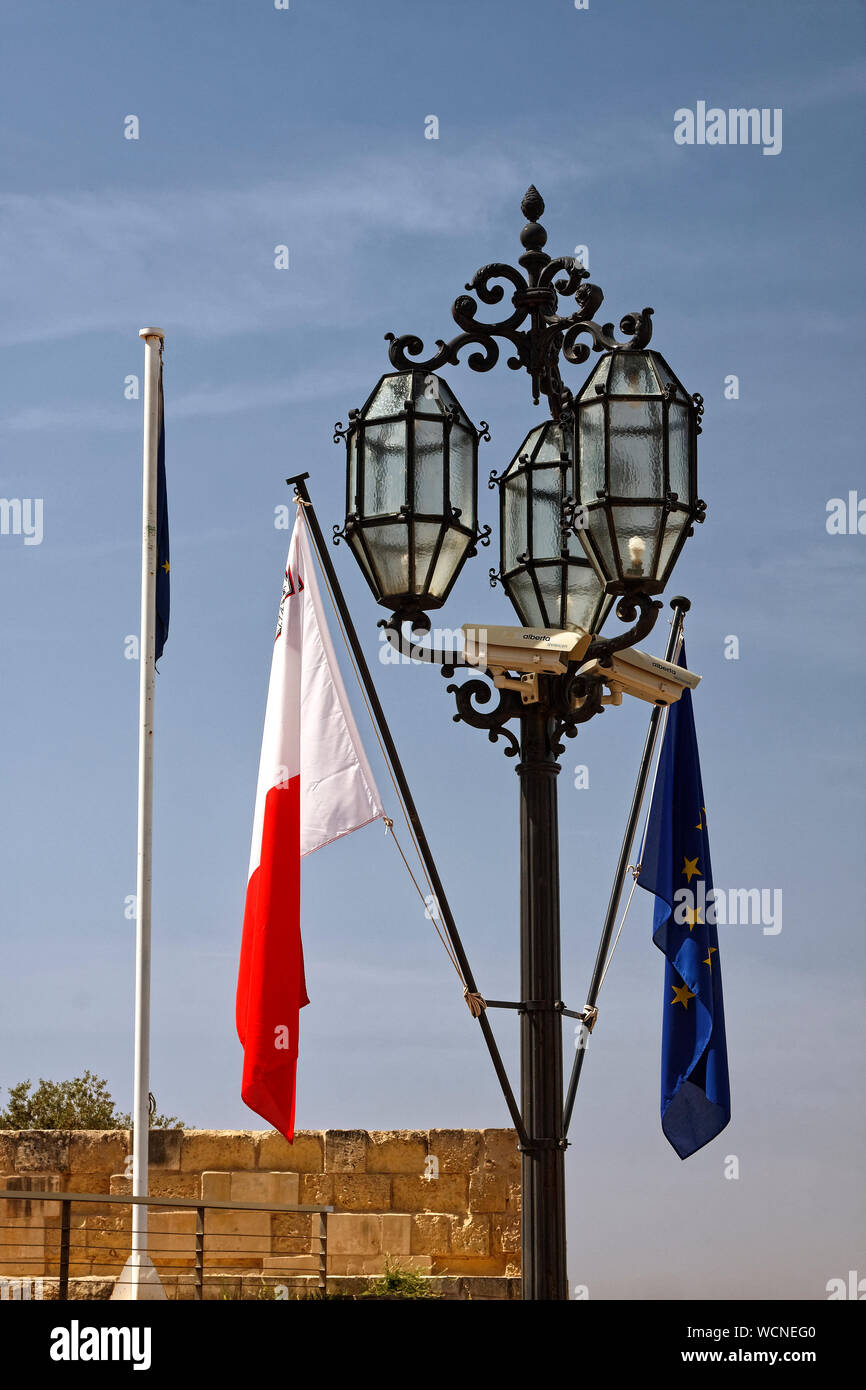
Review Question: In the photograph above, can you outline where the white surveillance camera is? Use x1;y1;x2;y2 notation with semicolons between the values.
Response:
461;624;592;677
577;647;701;707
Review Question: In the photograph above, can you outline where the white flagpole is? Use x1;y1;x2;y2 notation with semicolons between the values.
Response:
130;326;164;1300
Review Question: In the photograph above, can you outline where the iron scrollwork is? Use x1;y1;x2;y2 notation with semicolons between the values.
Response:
385;186;654;423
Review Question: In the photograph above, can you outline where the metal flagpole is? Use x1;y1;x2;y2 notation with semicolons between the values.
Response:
128;327;164;1300
286;472;529;1148
562;595;690;1135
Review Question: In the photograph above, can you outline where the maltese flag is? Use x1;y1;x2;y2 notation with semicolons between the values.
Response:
236;507;383;1139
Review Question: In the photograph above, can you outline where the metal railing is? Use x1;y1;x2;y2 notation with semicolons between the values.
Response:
0;1188;333;1300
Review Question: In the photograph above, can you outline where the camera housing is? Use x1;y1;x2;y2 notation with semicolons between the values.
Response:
577;647;701;707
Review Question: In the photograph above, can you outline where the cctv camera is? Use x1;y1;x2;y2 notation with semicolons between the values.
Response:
577;647;701;707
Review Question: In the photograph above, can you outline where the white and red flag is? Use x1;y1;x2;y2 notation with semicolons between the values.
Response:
236;506;383;1139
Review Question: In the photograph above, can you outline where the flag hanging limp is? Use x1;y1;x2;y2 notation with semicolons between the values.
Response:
638;644;731;1159
236;506;384;1140
154;363;170;662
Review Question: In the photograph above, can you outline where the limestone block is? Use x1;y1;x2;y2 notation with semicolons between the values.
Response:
272;1212;312;1240
332;1175;391;1212
67;1133;128;1177
410;1214;451;1257
450;1214;490;1256
481;1129;520;1173
14;1133;70;1174
491;1214;521;1255
391;1174;468;1214
204;1208;271;1257
461;1276;511;1300
381;1213;411;1256
300;1174;334;1206
147;1211;196;1264
63;1175;112;1197
469;1172;507;1213
367;1132;428;1175
200;1172;232;1203
0;1136;16;1172
326;1213;382;1256
431;1255;507;1277
258;1130;323;1174
179;1131;258;1172
147;1130;182;1170
427;1129;480;1175
109;1173;199;1199
262;1255;321;1273
327;1255;433;1276
324;1131;368;1174
506;1179;522;1212
230;1171;300;1206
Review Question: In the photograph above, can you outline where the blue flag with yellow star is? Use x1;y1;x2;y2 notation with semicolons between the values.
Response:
155;363;170;662
637;644;730;1159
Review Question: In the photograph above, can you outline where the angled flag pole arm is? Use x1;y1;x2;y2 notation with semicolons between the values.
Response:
286;472;530;1149
562;595;690;1137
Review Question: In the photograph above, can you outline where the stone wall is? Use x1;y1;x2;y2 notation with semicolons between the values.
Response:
0;1128;521;1297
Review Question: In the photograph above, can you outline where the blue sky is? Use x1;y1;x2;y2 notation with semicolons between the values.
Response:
1;0;864;1298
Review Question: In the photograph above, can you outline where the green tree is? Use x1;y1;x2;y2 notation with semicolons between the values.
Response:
0;1072;184;1130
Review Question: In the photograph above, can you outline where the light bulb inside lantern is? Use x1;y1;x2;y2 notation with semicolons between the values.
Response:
627;535;646;576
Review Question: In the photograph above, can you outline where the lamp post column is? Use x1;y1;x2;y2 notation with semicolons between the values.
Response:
518;696;568;1301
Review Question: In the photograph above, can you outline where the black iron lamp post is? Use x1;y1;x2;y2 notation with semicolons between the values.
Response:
333;187;705;1301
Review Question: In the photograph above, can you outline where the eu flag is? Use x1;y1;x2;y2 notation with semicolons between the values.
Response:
638;644;730;1158
155;363;170;662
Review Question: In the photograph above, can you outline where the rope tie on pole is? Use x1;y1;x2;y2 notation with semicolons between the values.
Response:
463;988;487;1017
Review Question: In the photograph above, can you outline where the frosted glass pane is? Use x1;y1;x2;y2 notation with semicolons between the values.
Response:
578;402;605;501
363;420;406;515
368;375;409;417
531;465;563;559
533;424;569;463
362;523;409;598
608;351;657;395
449;426;475;526
429;527;470;600
609;401;663;498
503;473;528;570
535;565;564;628
667;404;689;500
613;505;662;582
413;418;445;514
506;571;543;628
412;521;442;593
565;562;606;634
657;514;688;584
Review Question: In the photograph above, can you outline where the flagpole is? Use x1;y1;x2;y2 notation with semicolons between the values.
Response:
286;472;529;1148
130;326;164;1299
562;595;690;1135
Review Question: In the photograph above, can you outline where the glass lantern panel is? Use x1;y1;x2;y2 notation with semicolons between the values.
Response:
608;351;658;397
650;353;686;399
583;353;611;394
584;507;619;583
449;425;475;527
532;424;570;464
363;420;406;515
348;531;376;590
657;512;688;585
578;401;605;501
531;464;565;559
565;561;607;634
428;527;470;600
412;521;444;594
361;522;410;600
412;373;457;417
503;471;528;571
413;418;445;515
612;505;663;582
505;570;543;628
348;432;358;511
667;403;690;501
535;564;565;629
608;401;664;498
367;374;410;418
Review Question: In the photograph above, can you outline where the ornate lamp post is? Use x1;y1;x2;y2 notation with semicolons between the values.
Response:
333;187;705;1301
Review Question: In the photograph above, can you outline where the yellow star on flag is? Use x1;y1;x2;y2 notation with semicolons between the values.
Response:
671;982;696;1009
685;905;703;932
161;560;170;574
695;806;707;830
703;947;717;971
682;855;701;883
